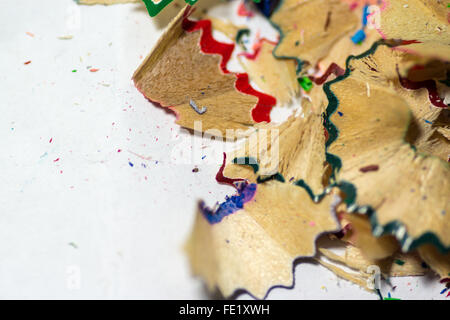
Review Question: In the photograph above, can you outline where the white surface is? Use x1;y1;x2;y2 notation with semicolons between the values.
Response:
0;0;445;299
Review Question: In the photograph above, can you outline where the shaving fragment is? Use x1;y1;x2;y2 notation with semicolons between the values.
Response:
346;44;450;161
189;99;207;115
238;39;299;105
317;258;372;291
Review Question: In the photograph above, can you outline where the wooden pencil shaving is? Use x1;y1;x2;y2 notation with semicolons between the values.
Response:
124;0;450;298
224;112;327;195
185;180;340;298
346;45;449;161
326;42;449;254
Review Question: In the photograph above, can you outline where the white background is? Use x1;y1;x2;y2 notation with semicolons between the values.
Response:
0;0;445;299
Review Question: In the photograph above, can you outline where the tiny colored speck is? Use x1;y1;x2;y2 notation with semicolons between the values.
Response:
338;111;343;116
89;68;99;73
394;259;405;266
128;162;134;167
24;61;31;65
359;164;379;173
53;158;60;162
72;69;77;73
298;76;313;92
68;242;78;249
424;119;432;124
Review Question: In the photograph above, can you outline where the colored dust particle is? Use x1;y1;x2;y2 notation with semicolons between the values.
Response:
130;1;450;300
351;29;366;44
394;259;405;266
72;70;77;73
298;77;312;91
189;99;207;114
359;164;379;173
89;68;99;72
24;61;31;65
